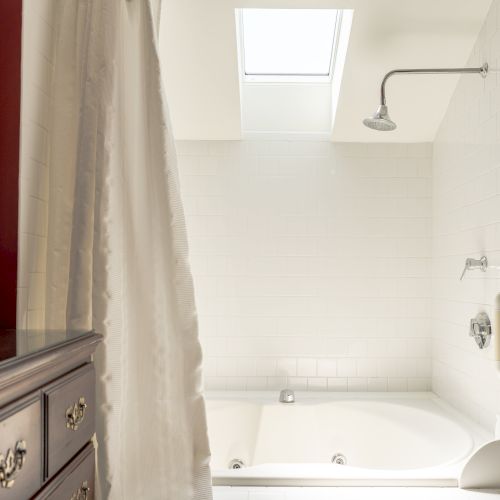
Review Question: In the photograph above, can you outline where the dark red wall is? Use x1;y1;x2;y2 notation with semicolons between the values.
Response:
0;1;22;328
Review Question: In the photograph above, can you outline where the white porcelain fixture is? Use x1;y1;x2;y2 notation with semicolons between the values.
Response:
206;392;491;487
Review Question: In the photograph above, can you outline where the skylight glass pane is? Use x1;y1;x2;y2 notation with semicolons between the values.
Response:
242;9;338;76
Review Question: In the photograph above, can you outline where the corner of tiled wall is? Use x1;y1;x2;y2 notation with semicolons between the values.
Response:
431;0;500;431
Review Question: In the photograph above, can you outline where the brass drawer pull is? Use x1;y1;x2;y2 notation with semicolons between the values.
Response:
70;480;90;500
66;397;88;431
0;440;27;489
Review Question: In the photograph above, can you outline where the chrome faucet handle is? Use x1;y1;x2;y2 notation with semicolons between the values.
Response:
460;256;488;280
460;265;468;281
469;312;491;349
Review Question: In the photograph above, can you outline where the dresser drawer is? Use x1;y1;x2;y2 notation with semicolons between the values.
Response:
0;393;42;500
43;365;95;478
34;443;95;499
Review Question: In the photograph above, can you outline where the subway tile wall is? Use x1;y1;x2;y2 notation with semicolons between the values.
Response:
432;0;500;431
17;0;55;329
177;141;433;391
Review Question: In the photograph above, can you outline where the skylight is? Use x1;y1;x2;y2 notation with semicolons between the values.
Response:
236;8;353;137
240;9;340;80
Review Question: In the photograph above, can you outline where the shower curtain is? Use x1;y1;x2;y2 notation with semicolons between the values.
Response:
42;0;212;498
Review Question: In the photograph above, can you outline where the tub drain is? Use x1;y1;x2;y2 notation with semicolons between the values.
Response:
331;453;346;465
228;459;245;470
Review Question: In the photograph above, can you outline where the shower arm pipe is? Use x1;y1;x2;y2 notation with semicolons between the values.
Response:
379;64;488;105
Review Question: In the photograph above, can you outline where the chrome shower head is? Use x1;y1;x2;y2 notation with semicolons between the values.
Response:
363;105;396;131
363;64;488;132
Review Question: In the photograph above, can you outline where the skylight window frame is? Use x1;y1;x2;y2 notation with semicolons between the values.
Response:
237;9;343;84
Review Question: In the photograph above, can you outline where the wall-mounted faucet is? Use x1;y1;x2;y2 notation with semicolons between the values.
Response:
460;256;488;280
279;389;295;404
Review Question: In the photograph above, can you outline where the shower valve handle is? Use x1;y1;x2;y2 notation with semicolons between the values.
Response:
460;256;488;280
469;312;491;349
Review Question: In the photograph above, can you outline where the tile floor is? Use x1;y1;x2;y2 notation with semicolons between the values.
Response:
213;486;500;500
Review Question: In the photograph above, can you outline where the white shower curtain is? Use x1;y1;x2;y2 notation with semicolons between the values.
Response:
43;1;212;498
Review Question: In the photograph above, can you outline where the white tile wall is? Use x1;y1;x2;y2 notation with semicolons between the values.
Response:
432;0;500;431
17;0;55;329
177;140;433;391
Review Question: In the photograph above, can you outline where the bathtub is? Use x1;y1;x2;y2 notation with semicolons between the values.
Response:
205;392;492;487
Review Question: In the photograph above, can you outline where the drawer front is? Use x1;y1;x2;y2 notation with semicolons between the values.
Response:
34;443;95;500
44;365;95;478
0;393;42;499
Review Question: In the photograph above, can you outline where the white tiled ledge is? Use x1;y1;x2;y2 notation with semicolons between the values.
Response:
213;486;500;500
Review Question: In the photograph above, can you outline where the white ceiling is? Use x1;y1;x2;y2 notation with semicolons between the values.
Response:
160;0;492;142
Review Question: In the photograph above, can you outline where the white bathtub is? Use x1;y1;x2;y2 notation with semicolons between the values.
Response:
206;392;492;487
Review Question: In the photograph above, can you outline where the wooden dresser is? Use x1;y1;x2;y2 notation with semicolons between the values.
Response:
0;330;101;499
